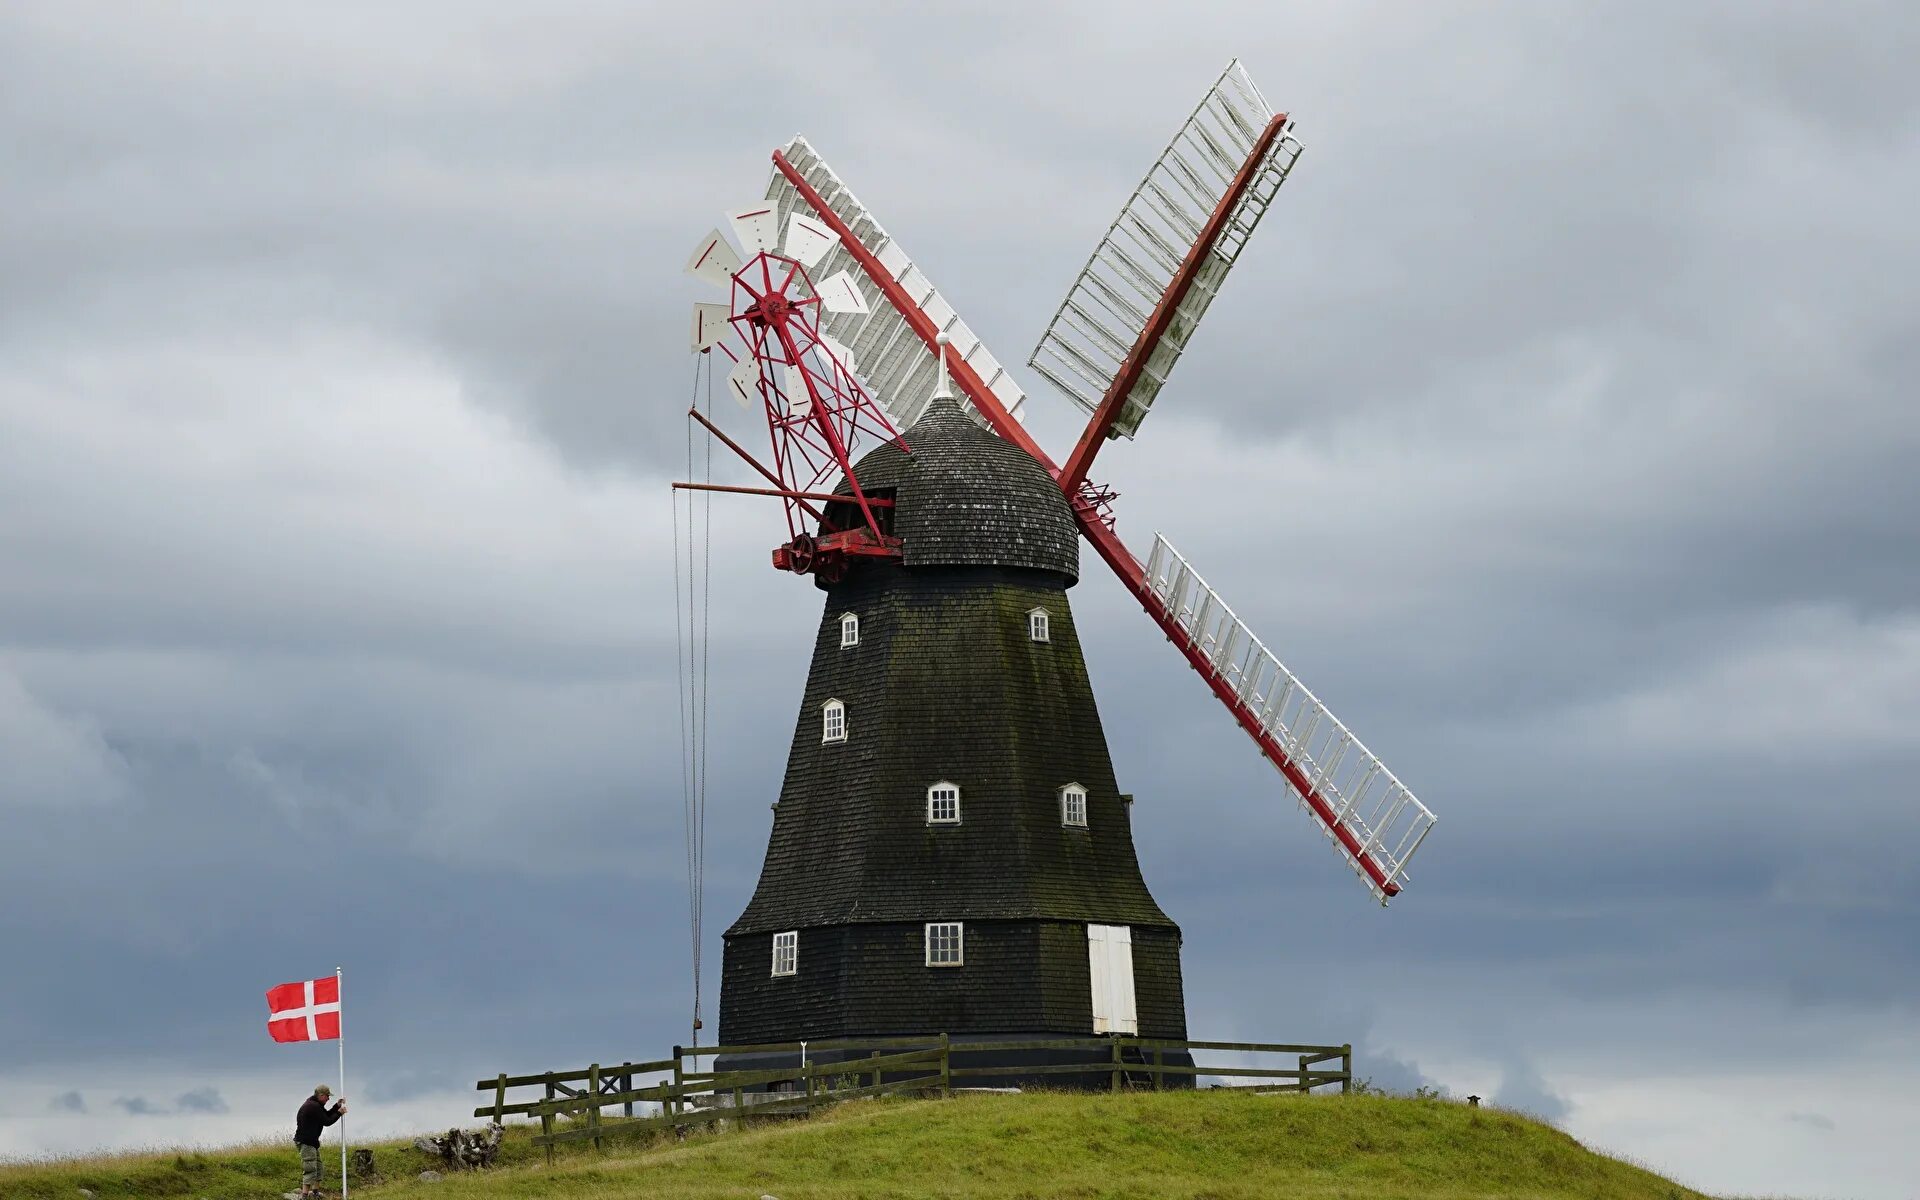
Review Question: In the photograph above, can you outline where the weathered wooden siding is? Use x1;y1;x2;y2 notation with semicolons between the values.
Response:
721;922;1188;1044
720;395;1187;1049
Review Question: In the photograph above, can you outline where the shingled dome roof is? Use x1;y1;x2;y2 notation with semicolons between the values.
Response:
833;397;1079;583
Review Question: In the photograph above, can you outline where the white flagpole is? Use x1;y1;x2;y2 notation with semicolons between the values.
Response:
336;966;348;1200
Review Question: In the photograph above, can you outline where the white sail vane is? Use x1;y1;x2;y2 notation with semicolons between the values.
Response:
685;229;743;288
1029;60;1304;440
690;302;731;352
1143;533;1436;902
764;137;1028;433
783;212;839;268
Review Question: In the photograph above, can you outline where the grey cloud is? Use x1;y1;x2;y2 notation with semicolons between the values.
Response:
1787;1111;1836;1132
46;1090;85;1113
175;1087;228;1114
1492;1056;1571;1124
0;668;129;808
1357;1049;1445;1098
0;6;1915;1197
365;1071;459;1104
112;1096;160;1116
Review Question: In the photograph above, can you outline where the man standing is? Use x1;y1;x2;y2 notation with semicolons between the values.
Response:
294;1084;347;1198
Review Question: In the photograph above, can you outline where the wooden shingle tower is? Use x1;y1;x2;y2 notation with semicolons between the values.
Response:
681;62;1439;1072
719;394;1187;1051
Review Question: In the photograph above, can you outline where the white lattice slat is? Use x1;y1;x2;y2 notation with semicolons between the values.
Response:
1143;534;1436;902
765;138;1027;433
1028;60;1304;440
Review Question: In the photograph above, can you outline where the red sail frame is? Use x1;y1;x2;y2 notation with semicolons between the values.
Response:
713;248;908;581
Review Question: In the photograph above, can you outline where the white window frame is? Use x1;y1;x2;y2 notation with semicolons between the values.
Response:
926;781;961;825
1060;782;1088;827
771;930;798;977
924;921;964;967
821;698;846;743
1028;607;1050;643
839;612;859;648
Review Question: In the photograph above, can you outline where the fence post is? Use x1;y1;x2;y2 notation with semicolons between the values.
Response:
1298;1053;1310;1093
542;1073;555;1167
1341;1043;1352;1095
588;1064;602;1152
1110;1038;1121;1094
939;1033;951;1098
493;1073;507;1125
622;1062;634;1118
672;1044;687;1128
1153;1047;1164;1091
871;1050;882;1090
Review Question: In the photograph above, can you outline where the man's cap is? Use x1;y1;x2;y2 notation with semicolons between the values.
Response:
315;1084;331;1096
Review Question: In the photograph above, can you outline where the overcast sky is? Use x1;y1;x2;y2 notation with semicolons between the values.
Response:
3;3;1917;1197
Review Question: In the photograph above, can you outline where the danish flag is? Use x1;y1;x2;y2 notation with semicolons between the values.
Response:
266;976;341;1043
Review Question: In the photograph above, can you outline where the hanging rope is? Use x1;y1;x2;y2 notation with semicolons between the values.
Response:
672;364;691;1044
675;352;713;1050
699;358;714;1015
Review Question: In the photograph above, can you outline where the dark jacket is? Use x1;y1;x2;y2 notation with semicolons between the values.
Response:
295;1095;342;1146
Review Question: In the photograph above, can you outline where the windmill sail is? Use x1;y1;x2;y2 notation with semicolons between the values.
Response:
1142;534;1435;902
696;74;1435;907
764;138;1028;433
1029;60;1303;443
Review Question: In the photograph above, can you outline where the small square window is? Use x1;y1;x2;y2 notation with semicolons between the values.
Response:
822;699;846;743
771;930;797;977
1028;609;1050;643
1060;783;1088;828
839;612;859;648
927;782;961;824
925;922;964;967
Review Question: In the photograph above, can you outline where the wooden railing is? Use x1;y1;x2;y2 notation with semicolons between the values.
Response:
476;1036;1351;1163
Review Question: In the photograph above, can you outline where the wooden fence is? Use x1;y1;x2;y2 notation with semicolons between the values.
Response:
474;1036;1351;1163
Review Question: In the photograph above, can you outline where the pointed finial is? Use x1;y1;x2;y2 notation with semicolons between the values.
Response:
932;331;952;400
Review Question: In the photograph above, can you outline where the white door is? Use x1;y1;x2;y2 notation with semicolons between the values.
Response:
1087;924;1138;1035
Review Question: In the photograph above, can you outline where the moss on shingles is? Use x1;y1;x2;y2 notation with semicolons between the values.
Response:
721;561;1189;1044
736;566;1171;932
722;396;1188;1046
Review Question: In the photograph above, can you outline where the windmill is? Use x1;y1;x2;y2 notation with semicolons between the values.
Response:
677;61;1436;1075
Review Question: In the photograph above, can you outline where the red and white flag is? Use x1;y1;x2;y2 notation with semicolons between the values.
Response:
266;976;341;1043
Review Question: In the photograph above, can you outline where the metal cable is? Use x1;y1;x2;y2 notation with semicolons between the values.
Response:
678;354;705;1050
678;401;691;1034
695;355;714;1045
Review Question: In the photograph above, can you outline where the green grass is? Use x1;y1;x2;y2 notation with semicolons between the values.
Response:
0;1090;1727;1200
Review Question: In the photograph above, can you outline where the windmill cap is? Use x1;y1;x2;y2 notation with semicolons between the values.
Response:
830;400;1079;584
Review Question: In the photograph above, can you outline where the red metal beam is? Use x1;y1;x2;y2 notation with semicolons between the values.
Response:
1073;514;1399;897
672;481;893;507
687;406;832;528
1059;112;1292;494
771;151;1058;475
774;320;889;542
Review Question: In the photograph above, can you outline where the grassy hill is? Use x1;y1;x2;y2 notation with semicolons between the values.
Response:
0;1090;1726;1200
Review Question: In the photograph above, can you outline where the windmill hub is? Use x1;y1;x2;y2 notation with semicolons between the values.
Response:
749;290;795;326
